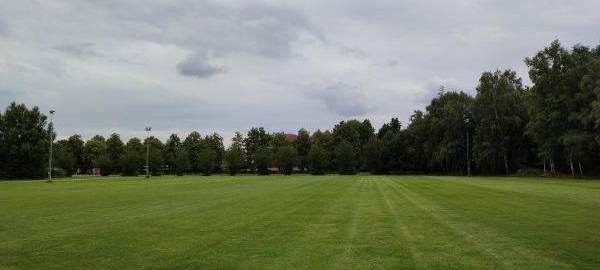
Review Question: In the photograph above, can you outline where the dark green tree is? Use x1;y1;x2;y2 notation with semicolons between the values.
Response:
0;102;49;179
276;145;297;175
295;128;311;172
198;146;217;176
106;133;124;174
254;146;272;175
244;127;271;168
65;134;85;174
307;145;328;175
164;134;182;174
53;140;77;177
335;140;356;175
183;131;203;173
224;146;243;175
362;136;387;174
175;148;189;176
472;70;529;174
83;135;106;172
144;136;164;175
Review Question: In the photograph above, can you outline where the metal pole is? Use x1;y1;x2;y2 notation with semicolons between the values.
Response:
466;118;471;176
48;110;55;183
145;127;151;178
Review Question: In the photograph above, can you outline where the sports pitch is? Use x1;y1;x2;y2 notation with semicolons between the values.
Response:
1;175;598;269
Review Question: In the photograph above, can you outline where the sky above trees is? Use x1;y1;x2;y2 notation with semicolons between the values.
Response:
1;0;599;142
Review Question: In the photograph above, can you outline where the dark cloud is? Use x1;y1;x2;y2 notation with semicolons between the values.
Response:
0;18;7;35
54;43;100;57
176;53;224;79
306;82;369;117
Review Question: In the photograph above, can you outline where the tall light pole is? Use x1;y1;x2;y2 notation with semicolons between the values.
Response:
48;110;55;183
465;118;471;176
145;127;151;178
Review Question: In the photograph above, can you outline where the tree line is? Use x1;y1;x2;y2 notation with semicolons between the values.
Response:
1;40;600;179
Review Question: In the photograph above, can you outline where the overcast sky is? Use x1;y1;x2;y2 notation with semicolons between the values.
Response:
1;0;599;143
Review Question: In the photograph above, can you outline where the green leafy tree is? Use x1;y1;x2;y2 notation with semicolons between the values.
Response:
335;140;356;175
295;128;311;172
65;134;85;174
307;145;328;175
0;102;50;179
121;149;141;176
145;136;164;175
472;70;528;174
106;133;124;174
164;134;182;174
362;137;387;174
225;147;243;175
254;146;272;175
244;127;271;168
93;153;112;176
203;133;225;173
183;131;203;173
53;140;77;177
175;148;189;176
83;135;106;172
198;146;217;176
377;118;401;138
277;145;297;175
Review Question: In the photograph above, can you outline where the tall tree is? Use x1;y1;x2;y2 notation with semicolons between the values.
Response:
307;145;328;175
183;131;203;173
472;70;528;174
224;146;243;175
203;133;225;173
244;127;271;169
65;134;85;174
0;102;50;179
335;140;356;175
83;135;106;173
53;140;77;177
254;146;272;175
276;145;297;175
121;138;144;176
106;133;124;174
145;136;164;175
164;134;182;174
295;128;311;173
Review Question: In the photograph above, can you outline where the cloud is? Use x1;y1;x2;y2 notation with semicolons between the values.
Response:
305;82;369;117
176;53;224;79
0;18;7;35
54;43;100;58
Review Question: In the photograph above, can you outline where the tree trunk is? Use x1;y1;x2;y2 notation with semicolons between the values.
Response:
543;159;546;175
550;159;555;175
578;160;583;177
569;159;575;177
543;159;547;175
503;154;509;175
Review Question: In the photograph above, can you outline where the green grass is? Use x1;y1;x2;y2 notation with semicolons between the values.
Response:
1;175;598;269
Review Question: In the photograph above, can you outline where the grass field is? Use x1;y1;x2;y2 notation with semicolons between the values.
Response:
1;175;599;269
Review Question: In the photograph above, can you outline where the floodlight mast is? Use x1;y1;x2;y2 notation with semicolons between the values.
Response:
145;127;151;178
48;110;55;183
465;118;471;176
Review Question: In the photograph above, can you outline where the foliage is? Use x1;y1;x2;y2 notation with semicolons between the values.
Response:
254;146;272;175
0;102;49;179
295;128;311;172
224;147;243;175
307;145;328;175
335;140;356;175
276;145;297;175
